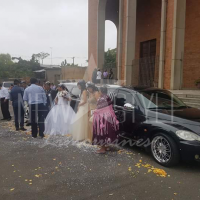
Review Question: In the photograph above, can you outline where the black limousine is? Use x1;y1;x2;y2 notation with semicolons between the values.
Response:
112;86;200;167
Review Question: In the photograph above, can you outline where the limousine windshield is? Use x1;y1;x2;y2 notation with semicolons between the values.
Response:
137;90;186;109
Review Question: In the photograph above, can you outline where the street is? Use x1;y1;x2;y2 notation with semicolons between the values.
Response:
0;116;200;200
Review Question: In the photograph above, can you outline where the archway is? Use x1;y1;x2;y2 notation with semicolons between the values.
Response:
104;20;117;80
105;20;117;52
97;0;119;70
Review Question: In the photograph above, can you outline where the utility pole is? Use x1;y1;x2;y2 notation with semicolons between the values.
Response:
72;57;75;66
50;47;53;65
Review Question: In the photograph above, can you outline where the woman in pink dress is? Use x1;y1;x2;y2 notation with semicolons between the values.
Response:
93;86;119;154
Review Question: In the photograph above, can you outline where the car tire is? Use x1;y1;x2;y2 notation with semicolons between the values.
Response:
151;133;180;167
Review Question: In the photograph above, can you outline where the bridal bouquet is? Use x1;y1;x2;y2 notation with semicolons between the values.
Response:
58;91;68;98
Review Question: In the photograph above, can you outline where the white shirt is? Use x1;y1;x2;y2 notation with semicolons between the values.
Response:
97;71;102;80
0;87;10;99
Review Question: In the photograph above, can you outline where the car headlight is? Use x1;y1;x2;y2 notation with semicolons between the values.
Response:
176;130;200;141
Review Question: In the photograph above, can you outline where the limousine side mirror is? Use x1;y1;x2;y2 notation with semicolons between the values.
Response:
124;103;135;110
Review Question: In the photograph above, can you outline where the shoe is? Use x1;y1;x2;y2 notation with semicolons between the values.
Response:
96;150;106;154
39;136;45;139
7;118;11;121
1;118;6;121
20;127;27;131
26;123;31;126
16;128;20;131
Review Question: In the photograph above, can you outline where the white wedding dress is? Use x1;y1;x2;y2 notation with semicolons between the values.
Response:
44;91;75;136
71;94;89;141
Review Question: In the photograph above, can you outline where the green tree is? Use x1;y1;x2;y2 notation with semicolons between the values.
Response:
104;48;117;67
0;53;41;79
33;52;50;64
61;59;67;67
67;63;78;67
0;54;13;78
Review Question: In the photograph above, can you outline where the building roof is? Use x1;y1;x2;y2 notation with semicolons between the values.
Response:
40;64;61;69
34;69;46;73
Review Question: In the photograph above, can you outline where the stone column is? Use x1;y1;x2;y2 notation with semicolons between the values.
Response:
88;0;99;81
117;0;124;81
170;0;186;90
125;0;137;86
97;0;107;69
158;0;167;89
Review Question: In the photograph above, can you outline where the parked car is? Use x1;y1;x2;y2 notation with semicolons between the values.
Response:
63;83;121;112
112;86;200;167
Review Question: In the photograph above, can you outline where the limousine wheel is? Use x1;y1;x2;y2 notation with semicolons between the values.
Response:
151;133;180;167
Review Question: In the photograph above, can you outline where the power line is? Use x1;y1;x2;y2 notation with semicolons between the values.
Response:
7;54;87;60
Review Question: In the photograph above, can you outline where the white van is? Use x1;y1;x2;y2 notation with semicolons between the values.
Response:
2;81;13;90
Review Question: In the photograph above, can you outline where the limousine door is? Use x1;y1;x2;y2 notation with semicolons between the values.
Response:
114;89;137;138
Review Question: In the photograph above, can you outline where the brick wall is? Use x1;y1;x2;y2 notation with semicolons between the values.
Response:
121;0;162;85
136;0;161;86
183;0;200;89
62;66;88;81
135;0;161;59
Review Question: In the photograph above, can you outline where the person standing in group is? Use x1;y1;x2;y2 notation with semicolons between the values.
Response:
20;81;27;91
23;78;47;139
96;69;102;84
86;82;100;143
109;69;114;84
36;79;42;86
72;80;89;141
50;83;56;90
9;84;14;91
44;81;58;114
10;80;26;131
103;69;108;84
92;68;98;84
93;86;119;154
0;83;11;121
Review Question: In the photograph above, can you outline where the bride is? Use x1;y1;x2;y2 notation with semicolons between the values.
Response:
71;80;89;141
44;84;75;136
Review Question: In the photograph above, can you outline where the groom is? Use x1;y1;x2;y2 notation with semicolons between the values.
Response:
23;78;47;138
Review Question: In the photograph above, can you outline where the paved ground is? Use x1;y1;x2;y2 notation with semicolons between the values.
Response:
0;110;200;200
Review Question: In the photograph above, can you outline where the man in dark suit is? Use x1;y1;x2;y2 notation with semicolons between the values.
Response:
92;68;98;84
10;80;26;131
44;81;57;114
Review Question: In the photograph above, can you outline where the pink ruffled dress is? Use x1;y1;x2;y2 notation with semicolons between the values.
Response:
93;95;119;145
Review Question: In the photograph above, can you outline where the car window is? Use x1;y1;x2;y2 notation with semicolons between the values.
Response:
116;90;135;107
65;85;74;92
107;88;115;94
137;90;186;109
3;83;12;88
71;86;81;97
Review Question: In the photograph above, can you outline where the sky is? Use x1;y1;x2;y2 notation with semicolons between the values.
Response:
0;0;117;66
